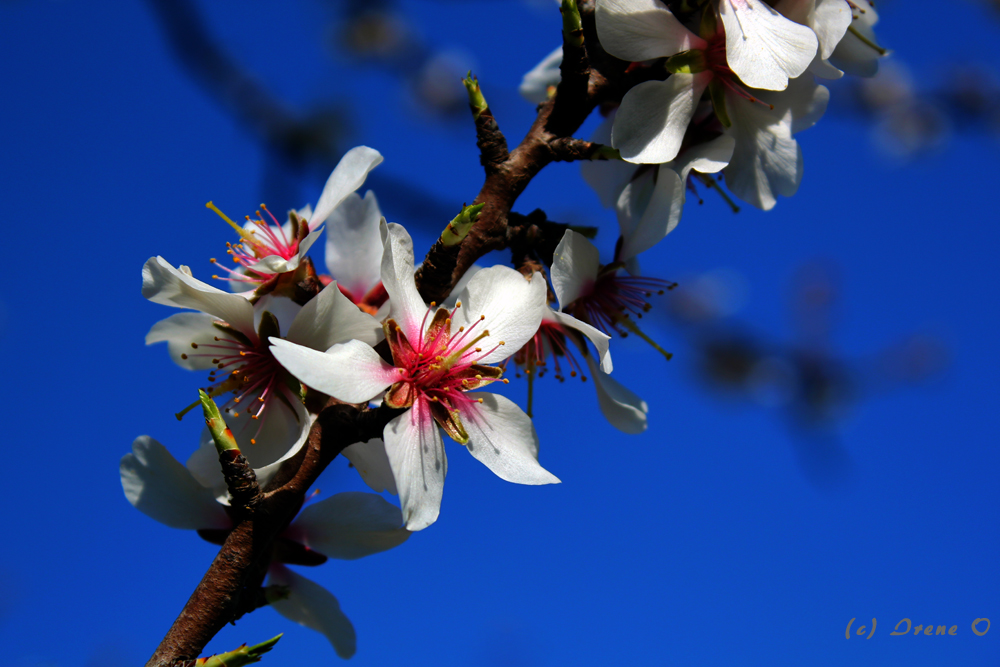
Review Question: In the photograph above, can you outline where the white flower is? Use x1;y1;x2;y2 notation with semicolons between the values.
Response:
773;0;854;79
120;436;409;657
582;114;734;269
323;189;389;315
595;0;819;164
143;256;381;468
210;146;383;288
271;222;559;531
828;0;887;78
546;230;666;433
722;75;829;210
717;0;819;91
519;46;563;104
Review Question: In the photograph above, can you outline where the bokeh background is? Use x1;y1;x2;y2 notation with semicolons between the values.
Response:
0;0;997;665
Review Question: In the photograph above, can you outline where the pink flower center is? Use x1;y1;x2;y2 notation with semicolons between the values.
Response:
206;201;307;286
177;316;295;445
383;302;508;442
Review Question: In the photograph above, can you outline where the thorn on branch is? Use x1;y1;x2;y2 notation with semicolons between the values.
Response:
462;72;509;174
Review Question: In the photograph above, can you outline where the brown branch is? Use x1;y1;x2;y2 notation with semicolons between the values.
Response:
150;0;660;662
146;401;403;666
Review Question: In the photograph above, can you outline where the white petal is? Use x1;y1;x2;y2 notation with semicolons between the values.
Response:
619;165;684;262
550;309;613;374
383;402;446;531
309;146;383;227
723;78;827;210
253;294;302;335
145;312;221;371
720;0;818;91
120;436;231;530
286;492;409;560
460;393;560;485
142;257;256;337
675;134;736;178
596;0;705;63
551;230;600;308
451;266;547;364
723;95;799;211
380;221;430;343
268;565;356;659
442;264;482;309
613;73;712;164
519;46;563;104
286;282;382;351
811;0;853;60
580;114;638;210
585;354;649;434
342;439;398;495
245;253;297;275
614;170;656;243
270;338;397;403
829;0;882;77
324;191;384;298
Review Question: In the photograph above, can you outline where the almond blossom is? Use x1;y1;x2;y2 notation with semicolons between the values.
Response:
582;113;735;271
271;222;559;531
773;0;854;79
828;0;887;78
209;146;383;289
596;0;817;164
322;189;390;316
143;256;381;468
547;230;671;433
722;74;829;210
120;436;408;657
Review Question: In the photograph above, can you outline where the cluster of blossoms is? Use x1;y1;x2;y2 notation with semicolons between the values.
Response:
127;1;887;657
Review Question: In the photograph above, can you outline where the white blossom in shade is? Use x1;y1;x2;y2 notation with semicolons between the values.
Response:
773;0;853;79
267;565;357;659
209;146;384;289
120;437;409;657
595;0;710;163
271;222;558;531
544;230;669;433
519;46;563;104
828;0;887;78
582;114;734;270
342;439;398;495
722;75;829;210
717;0;818;91
143;256;381;465
584;353;649;434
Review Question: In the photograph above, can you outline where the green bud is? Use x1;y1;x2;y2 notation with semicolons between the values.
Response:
665;50;707;74
441;202;485;246
190;634;282;667
462;72;488;120
708;78;731;128
200;390;240;453
561;0;584;49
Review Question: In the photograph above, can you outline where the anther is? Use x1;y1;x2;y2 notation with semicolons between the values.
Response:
191;343;199;349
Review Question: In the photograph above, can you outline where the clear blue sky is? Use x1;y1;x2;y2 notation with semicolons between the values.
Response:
0;1;997;665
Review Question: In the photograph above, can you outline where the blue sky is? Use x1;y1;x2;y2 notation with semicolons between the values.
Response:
0;0;997;665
